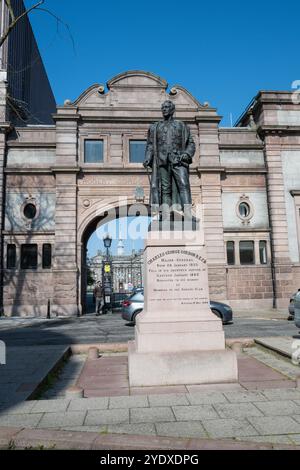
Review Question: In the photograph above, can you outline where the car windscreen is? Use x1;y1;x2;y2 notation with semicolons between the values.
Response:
129;292;144;302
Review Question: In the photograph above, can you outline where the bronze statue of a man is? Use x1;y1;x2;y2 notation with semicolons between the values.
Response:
143;100;195;218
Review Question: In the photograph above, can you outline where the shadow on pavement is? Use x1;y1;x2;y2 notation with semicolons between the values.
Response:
0;326;72;414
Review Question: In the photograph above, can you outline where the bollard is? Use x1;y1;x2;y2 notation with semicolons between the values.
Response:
65;386;84;399
88;347;99;360
231;342;243;354
47;299;51;319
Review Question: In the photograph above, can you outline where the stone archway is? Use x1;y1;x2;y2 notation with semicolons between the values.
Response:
78;199;151;315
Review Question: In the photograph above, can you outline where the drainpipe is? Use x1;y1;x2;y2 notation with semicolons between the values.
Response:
0;125;9;316
262;134;277;308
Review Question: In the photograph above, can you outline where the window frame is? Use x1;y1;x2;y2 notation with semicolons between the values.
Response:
42;243;52;269
226;241;235;265
80;134;109;166
259;240;268;265
21;244;38;270
123;133;148;167
84;139;104;164
239;240;255;265
129;139;147;164
6;244;16;269
225;235;270;267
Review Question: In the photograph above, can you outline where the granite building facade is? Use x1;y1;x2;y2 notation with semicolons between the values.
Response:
0;0;56;316
1;69;300;316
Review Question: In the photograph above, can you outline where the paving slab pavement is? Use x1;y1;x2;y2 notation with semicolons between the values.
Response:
2;386;300;447
2;425;300;450
1;329;300;448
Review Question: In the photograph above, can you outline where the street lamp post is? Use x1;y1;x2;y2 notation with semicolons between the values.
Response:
102;233;113;314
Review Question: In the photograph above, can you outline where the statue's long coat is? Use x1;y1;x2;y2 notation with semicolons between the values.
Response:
144;120;195;206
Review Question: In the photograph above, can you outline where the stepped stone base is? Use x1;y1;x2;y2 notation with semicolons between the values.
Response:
128;341;238;387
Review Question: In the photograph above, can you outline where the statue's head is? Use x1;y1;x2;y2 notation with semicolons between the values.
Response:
161;100;175;118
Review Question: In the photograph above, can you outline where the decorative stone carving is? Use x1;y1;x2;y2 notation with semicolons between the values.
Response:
82;199;91;208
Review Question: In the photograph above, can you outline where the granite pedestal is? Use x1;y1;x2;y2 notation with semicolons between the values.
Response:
128;229;238;387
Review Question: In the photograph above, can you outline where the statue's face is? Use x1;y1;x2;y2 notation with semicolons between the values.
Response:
161;101;174;118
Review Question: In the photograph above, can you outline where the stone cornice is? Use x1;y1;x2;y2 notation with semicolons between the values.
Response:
14;126;56;131
52;166;81;173
79;166;198;174
224;167;267;174
4;165;267;176
196;167;225;174
52;114;81;122
3;166;199;176
194;115;222;123
258;125;300;135
4;167;53;174
6;142;56;148
196;166;266;175
224;228;270;233
219;144;264;150
2;231;55;236
78;116;206;124
219;127;256;133
0;121;12;133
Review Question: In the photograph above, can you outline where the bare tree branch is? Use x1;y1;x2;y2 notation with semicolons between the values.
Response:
0;0;45;48
4;0;16;23
34;7;76;55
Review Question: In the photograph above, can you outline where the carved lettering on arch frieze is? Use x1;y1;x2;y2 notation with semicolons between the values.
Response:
78;174;200;187
78;175;148;186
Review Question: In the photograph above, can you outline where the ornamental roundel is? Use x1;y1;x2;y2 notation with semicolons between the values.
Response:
20;197;39;226
236;195;254;224
82;199;91;208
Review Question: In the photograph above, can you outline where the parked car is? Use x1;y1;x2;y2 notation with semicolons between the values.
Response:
132;286;144;294
287;289;300;320
112;292;130;310
121;292;233;325
121;291;144;323
210;300;233;324
293;290;300;329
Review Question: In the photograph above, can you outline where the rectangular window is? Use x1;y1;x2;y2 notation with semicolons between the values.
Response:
84;140;103;163
7;244;16;269
42;244;52;269
226;241;235;265
129;140;147;163
21;244;38;269
259;240;267;264
239;241;255;265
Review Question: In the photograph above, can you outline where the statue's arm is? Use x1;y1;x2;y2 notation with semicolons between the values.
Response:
180;124;195;165
144;125;155;168
185;125;196;160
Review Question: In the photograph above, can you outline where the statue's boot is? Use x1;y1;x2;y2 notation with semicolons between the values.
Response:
180;190;194;220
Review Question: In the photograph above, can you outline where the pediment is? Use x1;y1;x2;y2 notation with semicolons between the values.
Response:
68;71;216;113
107;70;168;89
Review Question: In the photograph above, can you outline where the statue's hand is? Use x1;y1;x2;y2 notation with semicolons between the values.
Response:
180;154;191;165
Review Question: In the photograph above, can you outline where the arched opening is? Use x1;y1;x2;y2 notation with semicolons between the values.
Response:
80;205;151;315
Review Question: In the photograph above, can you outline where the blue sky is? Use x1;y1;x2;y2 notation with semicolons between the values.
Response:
89;216;150;258
25;0;300;126
23;0;300;255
